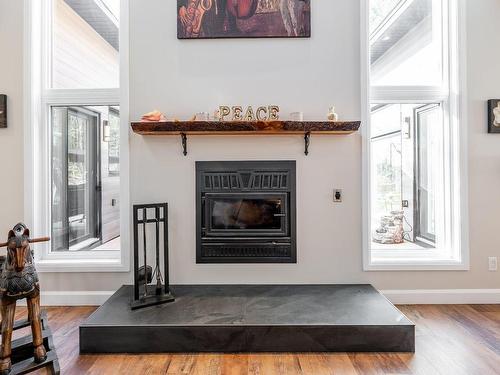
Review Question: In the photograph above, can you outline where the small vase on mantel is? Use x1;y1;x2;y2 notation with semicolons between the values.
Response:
327;106;339;122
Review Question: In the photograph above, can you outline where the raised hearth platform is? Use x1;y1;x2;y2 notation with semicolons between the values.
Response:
80;285;414;353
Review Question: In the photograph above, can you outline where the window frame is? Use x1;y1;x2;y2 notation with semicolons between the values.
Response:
24;0;130;272
51;105;102;251
361;0;469;271
414;103;441;245
107;107;121;177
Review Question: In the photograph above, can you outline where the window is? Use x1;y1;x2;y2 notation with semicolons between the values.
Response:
364;0;468;269
370;103;444;250
26;0;129;271
51;106;120;252
370;0;444;86
51;0;120;89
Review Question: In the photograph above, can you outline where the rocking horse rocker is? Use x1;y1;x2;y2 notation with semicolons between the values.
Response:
0;224;49;374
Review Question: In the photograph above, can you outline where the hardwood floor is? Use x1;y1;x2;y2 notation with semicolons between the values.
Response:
12;304;500;374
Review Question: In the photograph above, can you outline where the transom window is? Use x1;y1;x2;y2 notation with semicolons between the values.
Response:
51;0;119;89
364;0;468;269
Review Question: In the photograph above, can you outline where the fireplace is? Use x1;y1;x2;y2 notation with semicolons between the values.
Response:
196;161;296;263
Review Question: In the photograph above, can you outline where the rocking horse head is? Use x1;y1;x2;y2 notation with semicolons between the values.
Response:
6;224;32;272
0;223;49;299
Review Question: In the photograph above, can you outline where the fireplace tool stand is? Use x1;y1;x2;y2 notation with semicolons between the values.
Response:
131;203;174;310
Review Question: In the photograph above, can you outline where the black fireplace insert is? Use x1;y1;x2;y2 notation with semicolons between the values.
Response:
196;161;296;263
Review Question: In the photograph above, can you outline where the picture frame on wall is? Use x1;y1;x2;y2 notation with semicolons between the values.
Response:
488;99;500;133
177;0;311;39
0;95;6;128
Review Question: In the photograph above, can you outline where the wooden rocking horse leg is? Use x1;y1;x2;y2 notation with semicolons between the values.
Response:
27;294;47;364
0;300;16;375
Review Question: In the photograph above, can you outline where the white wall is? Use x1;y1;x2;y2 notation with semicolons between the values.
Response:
129;0;363;285
465;0;500;288
0;0;24;235
0;0;498;293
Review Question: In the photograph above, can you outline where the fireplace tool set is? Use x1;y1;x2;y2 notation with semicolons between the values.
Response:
132;203;175;310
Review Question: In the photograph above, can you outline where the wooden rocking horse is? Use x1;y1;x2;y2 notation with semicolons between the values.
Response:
0;223;49;375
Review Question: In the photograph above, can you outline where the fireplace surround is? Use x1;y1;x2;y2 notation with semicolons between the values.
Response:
196;161;296;263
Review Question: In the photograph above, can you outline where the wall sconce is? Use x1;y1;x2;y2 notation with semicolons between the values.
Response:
103;120;111;142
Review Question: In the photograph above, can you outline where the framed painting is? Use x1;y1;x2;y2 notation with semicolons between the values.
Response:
488;99;500;133
177;0;311;39
0;95;6;128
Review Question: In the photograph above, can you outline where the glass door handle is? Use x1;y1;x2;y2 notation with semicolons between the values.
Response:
273;214;286;217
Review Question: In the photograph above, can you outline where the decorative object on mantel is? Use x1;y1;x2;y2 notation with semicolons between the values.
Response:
177;0;311;39
0;95;6;128
212;109;220;121
488;99;500;133
0;224;60;375
131;120;361;156
327;106;339;121
132;203;175;310
141;110;167;122
290;112;304;121
218;105;280;121
195;112;210;121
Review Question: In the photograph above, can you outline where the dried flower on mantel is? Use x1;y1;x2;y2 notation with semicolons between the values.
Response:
141;110;167;122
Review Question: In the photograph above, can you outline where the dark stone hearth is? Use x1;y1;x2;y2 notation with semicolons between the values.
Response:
79;284;415;353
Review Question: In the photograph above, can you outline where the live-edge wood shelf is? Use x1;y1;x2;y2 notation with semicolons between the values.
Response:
131;120;361;156
131;120;361;135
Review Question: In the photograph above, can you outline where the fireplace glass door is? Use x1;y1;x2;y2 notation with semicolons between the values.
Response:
204;193;288;237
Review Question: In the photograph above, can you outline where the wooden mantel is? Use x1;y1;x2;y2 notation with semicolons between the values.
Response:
131;120;361;155
131;120;360;135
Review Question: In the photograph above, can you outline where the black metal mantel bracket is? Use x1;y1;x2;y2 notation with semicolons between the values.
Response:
304;131;311;156
181;133;188;156
180;132;312;156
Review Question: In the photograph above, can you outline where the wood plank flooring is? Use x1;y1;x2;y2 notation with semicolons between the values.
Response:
11;304;500;374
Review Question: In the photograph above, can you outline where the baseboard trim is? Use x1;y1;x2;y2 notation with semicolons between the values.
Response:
381;289;500;304
15;289;500;307
18;291;115;306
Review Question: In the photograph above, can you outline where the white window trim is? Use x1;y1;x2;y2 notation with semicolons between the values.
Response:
361;0;469;271
23;0;131;272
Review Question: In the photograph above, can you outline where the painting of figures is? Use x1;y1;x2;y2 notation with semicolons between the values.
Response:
177;0;311;39
488;99;500;133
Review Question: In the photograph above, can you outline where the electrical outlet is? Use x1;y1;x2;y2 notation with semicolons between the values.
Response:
333;189;342;202
488;257;498;271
